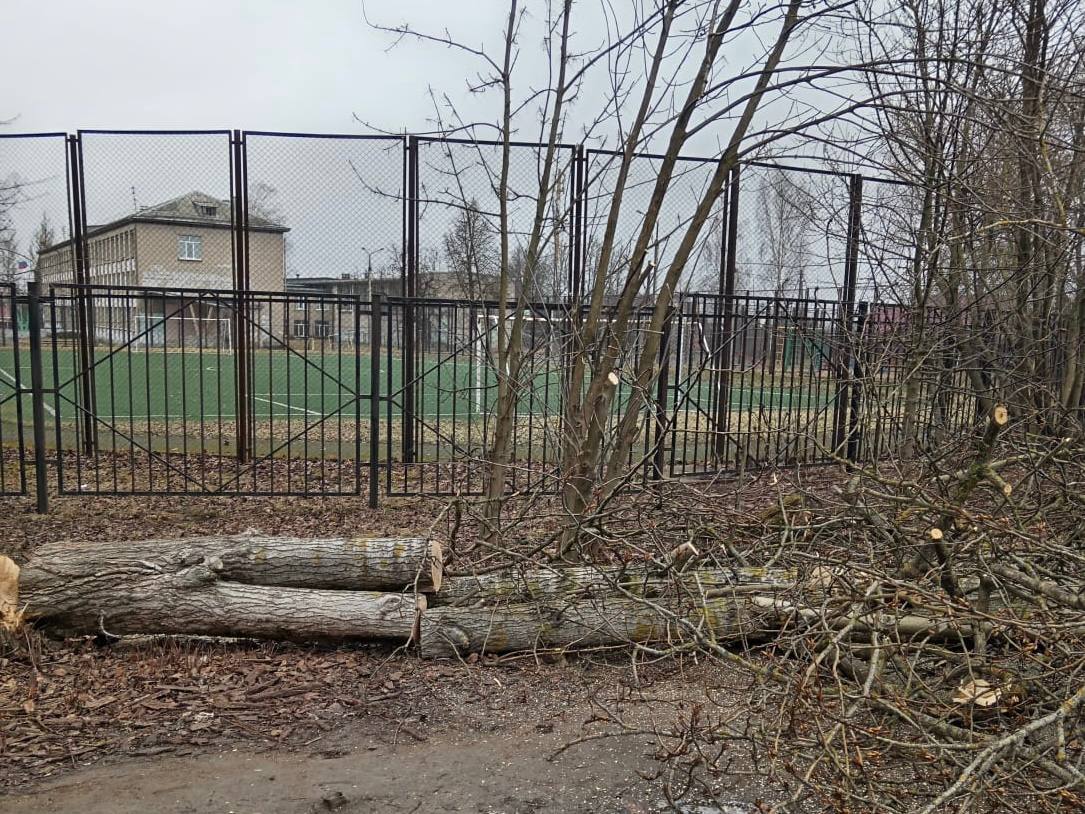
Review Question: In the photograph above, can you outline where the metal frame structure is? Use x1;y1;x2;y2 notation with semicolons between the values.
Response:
0;128;973;509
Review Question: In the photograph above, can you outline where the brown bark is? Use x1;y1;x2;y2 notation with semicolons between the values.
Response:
23;534;443;593
15;549;424;643
433;565;796;607
419;593;775;658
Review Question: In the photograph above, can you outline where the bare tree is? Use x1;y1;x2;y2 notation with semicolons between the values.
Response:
0;174;26;285
31;211;55;286
442;198;498;300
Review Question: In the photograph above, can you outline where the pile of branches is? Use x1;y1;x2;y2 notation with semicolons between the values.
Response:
562;406;1084;812
441;400;1081;811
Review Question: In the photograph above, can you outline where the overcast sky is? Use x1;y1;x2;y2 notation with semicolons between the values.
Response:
6;1;519;133
2;1;876;293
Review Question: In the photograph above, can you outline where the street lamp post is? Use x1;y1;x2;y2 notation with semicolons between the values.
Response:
360;247;387;302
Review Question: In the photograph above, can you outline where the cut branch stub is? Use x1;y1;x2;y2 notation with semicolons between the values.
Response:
0;556;20;632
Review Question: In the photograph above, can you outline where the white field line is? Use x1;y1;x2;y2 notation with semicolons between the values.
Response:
253;396;321;417
0;366;57;417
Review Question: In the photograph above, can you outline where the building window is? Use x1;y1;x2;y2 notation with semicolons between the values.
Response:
194;202;218;218
314;320;332;338
178;235;202;261
292;320;308;338
294;300;308;311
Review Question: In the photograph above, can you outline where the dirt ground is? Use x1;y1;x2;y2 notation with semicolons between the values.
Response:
0;477;803;813
1;639;771;814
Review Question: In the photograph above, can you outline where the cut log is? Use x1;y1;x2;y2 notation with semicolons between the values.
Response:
432;565;796;607
419;594;775;658
0;556;20;631
18;549;424;643
26;534;442;593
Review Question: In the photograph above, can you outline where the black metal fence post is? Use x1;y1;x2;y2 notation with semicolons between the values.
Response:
652;306;675;481
68;134;97;455
369;293;383;509
832;173;864;455
713;165;740;460
231;129;251;462
27;282;49;513
570;144;585;302
846;301;869;463
402;136;419;464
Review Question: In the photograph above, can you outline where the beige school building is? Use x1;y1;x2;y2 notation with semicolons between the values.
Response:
35;191;288;347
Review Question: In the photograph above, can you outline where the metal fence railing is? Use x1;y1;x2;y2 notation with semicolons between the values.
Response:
0;284;27;496
0;127;1022;508
0;279;1000;508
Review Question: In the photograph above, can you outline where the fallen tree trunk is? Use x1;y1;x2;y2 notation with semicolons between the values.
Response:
14;551;423;643
419;594;777;658
434;565;796;607
24;534;442;593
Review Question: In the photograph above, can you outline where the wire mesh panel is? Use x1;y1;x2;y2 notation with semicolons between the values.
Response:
244;132;404;290
415;139;576;301
582;151;726;297
240;133;404;493
858;178;921;298
77;131;237;291
48;283;373;496
0;285;26;494
734;164;852;298
392;139;576;494
0;133;72;496
0;132;73;283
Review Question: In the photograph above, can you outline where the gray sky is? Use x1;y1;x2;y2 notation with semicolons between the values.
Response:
2;1;883;293
6;0;504;134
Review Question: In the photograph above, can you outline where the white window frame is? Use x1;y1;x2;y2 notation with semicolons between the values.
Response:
313;320;332;338
292;319;308;338
178;234;202;261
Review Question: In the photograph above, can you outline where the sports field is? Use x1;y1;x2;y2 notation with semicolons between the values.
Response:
0;344;832;428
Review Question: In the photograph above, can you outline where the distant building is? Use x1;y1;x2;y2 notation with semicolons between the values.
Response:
36;190;288;290
284;272;499;344
35;192;288;346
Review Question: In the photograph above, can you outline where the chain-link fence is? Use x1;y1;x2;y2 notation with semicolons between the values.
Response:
0;128;997;505
0;132;72;496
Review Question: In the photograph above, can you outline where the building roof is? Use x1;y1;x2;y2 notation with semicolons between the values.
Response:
38;190;288;256
130;191;287;232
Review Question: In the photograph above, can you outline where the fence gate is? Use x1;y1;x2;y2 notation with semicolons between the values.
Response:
48;284;376;497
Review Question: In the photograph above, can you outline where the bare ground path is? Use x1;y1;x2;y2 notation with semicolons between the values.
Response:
0;718;756;814
0;654;767;814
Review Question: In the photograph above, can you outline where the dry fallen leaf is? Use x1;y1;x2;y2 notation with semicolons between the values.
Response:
83;695;118;711
953;678;1002;708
